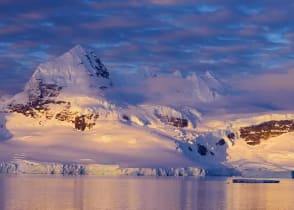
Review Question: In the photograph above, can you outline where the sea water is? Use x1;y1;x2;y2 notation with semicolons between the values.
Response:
0;175;293;210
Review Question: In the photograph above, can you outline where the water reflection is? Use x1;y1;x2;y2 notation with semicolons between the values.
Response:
0;176;293;210
225;179;294;210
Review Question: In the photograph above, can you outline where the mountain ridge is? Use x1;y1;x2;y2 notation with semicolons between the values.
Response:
1;45;293;177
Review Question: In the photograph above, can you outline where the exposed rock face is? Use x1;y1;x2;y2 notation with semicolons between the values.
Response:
28;81;62;102
62;164;86;175
216;139;226;146
240;120;294;145
75;116;86;131
186;143;214;157
122;115;130;121
74;114;98;131
197;144;208;156
85;52;110;80
158;114;188;128
227;133;235;140
55;109;75;121
7;103;38;118
7;99;68;118
7;83;100;131
7;98;99;131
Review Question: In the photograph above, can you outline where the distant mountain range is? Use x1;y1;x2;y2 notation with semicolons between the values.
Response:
0;45;294;177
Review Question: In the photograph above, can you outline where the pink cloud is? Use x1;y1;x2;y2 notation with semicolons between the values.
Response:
125;0;195;5
9;41;38;50
248;10;290;24
0;0;13;5
152;27;219;43
81;17;143;30
239;25;260;37
0;25;27;35
201;43;262;53
179;8;235;26
232;60;294;93
285;32;294;42
146;0;183;5
18;12;46;20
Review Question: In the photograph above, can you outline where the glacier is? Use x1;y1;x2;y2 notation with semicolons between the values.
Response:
0;160;206;177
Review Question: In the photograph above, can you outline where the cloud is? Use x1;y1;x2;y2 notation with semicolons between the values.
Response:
265;32;289;44
0;0;293;113
227;63;294;111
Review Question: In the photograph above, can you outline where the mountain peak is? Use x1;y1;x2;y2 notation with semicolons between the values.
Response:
67;44;87;57
201;70;224;93
24;45;112;101
70;44;84;51
204;70;214;79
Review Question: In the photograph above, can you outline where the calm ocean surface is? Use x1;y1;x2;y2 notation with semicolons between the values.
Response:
0;175;293;210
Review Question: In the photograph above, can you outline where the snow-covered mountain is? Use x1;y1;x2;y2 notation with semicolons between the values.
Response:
107;69;223;107
185;71;221;103
25;45;111;101
1;45;294;177
1;45;115;132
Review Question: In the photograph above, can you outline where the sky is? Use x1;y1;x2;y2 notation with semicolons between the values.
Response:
0;0;294;108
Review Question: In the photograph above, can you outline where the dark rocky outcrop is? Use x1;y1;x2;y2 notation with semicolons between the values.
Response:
40;83;62;98
227;133;235;140
240;120;294;145
8;99;68;118
75;116;87;131
55;109;78;122
186;144;214;156
85;52;110;79
7;103;38;118
7;98;98;131
216;139;226;146
55;111;98;131
122;115;130;121
158;114;188;128
197;144;207;156
28;81;63;102
62;164;86;175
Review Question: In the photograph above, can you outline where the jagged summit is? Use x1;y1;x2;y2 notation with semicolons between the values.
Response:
24;45;111;101
181;71;222;103
200;70;224;93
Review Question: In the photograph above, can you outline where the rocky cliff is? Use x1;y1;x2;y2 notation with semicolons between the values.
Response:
240;120;294;145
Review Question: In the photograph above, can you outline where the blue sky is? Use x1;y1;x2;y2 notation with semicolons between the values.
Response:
0;0;294;95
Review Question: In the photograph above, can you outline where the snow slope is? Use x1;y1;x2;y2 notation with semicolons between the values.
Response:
188;112;294;177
